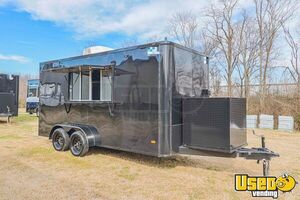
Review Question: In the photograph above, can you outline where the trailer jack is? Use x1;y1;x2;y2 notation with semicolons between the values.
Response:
237;131;279;176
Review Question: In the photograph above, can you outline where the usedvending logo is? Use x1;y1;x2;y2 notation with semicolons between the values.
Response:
235;173;297;198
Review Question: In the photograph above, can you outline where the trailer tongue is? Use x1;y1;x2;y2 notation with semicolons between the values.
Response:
237;132;279;176
179;133;279;176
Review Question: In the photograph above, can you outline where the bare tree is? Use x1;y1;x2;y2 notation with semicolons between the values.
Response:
206;0;241;96
236;12;260;98
200;28;219;56
209;61;223;96
254;0;297;113
168;11;198;48
200;28;220;95
283;24;300;111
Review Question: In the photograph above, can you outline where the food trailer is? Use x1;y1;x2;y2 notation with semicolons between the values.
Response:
39;41;278;175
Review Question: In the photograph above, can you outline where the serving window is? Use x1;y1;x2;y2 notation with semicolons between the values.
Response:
69;68;112;102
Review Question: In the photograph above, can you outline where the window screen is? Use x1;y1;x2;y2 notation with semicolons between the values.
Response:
101;70;112;101
81;70;90;100
69;68;112;101
69;72;80;100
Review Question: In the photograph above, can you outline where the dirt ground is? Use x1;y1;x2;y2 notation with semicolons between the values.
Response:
0;111;299;200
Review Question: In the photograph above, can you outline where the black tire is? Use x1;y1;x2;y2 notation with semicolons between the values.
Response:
69;131;89;157
52;128;70;151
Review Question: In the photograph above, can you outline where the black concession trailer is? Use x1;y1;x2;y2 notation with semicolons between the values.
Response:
0;74;19;122
39;41;278;175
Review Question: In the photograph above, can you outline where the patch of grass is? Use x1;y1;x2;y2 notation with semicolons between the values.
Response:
19;125;37;133
290;170;300;178
19;146;52;157
205;165;223;172
118;166;137;181
19;146;92;169
14;114;37;123
223;188;240;200
188;189;205;200
0;135;22;140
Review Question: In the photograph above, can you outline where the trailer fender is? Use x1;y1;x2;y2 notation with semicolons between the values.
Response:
49;124;101;147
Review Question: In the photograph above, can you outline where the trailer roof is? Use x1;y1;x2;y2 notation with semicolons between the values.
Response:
40;41;208;66
0;73;18;76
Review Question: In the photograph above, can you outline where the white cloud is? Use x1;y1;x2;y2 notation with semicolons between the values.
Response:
6;0;210;39
0;54;29;63
0;0;9;5
2;0;299;43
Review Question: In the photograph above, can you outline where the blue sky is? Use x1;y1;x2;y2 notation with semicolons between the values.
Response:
0;0;298;78
0;0;212;76
0;5;130;75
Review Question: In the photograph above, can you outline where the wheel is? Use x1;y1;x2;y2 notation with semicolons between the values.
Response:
69;131;89;157
52;128;70;151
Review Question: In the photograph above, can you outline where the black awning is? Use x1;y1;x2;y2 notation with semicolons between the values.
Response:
44;64;110;73
44;65;135;76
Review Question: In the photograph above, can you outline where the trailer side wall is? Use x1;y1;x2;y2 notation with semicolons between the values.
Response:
39;46;160;156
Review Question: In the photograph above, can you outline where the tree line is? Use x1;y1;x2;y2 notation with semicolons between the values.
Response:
168;0;300;126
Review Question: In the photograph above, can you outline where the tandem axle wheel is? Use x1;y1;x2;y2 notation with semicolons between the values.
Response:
51;129;89;157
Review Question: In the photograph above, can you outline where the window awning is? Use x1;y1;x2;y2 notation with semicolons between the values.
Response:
44;64;135;76
43;64;110;73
